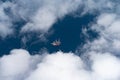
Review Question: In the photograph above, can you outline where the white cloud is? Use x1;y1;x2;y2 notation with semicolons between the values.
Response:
0;49;31;80
1;49;120;80
0;49;41;80
11;0;120;35
0;23;13;38
86;12;120;55
0;2;13;38
91;52;120;80
21;8;56;32
0;0;119;37
25;52;91;80
0;0;82;37
1;0;120;80
82;0;116;14
77;3;120;80
97;13;116;27
20;0;81;33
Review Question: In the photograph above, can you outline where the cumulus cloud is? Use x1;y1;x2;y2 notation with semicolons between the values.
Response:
25;51;90;80
91;52;120;80
0;49;30;79
0;49;41;80
1;49;120;80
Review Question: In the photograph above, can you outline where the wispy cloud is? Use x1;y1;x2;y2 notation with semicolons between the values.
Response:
0;1;13;38
0;0;119;37
20;0;81;33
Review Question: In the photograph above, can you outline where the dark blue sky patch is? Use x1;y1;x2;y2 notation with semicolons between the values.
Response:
0;37;21;56
25;14;98;54
0;14;98;56
46;14;98;53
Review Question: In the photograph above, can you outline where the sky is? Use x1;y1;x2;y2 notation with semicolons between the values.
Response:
0;0;120;80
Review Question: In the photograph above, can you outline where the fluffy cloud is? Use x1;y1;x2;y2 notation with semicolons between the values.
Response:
91;52;120;80
0;49;41;80
25;52;90;80
1;49;120;80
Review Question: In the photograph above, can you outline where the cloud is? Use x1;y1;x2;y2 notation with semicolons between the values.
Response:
21;8;56;32
0;0;119;38
20;0;81;33
85;12;120;55
0;49;30;80
78;1;120;79
1;0;120;80
0;0;82;38
20;0;118;32
25;51;90;80
0;49;41;80
1;49;120;80
91;53;120;80
0;1;13;38
82;0;117;14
